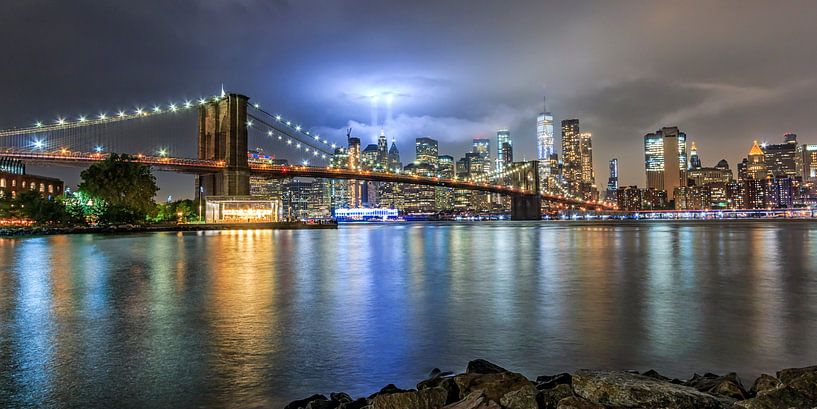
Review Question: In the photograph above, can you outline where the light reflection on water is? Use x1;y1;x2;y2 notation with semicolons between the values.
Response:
1;221;816;408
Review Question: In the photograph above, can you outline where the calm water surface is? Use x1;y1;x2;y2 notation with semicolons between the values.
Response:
1;221;816;408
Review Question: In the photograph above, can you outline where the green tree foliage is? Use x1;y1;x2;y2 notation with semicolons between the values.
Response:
10;190;80;225
78;153;159;224
150;199;199;223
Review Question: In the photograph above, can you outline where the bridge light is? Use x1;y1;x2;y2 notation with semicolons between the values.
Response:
94;146;103;153
331;143;336;149
198;98;207;105
305;131;309;135
304;148;309;153
56;117;66;125
78;115;87;122
302;160;309;166
246;120;253;127
287;139;292;145
135;108;144;115
117;110;126;117
321;154;326;159
184;100;192;109
33;140;44;149
295;125;301;131
286;121;291;126
169;104;177;112
158;148;168;157
153;106;162;113
314;136;320;141
278;136;282;140
267;130;273;136
34;121;43;128
253;103;260;109
60;148;68;155
275;115;281;121
313;151;318;156
296;143;301;148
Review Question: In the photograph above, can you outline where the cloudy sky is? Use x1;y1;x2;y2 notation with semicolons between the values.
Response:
2;0;816;199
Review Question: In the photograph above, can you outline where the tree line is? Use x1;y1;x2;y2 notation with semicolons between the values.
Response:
0;154;199;225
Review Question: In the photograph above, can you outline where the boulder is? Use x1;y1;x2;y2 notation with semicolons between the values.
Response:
536;373;572;390
330;392;353;404
642;369;684;384
442;391;501;409
536;383;574;409
368;384;410;399
338;398;369;409
685;372;748;400
466;359;508;375
776;365;817;401
732;385;815;409
370;387;448;409
749;374;782;397
453;371;535;404
499;385;538;409
306;400;339;409
285;394;328;409
571;370;723;408
554;396;605;409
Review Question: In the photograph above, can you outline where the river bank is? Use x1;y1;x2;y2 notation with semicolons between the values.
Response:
284;359;817;409
0;221;336;237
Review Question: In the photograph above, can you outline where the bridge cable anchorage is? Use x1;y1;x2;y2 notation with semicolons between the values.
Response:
0;94;217;139
247;104;343;154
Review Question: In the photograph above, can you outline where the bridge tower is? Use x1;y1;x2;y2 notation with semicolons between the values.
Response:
195;93;251;199
510;160;542;220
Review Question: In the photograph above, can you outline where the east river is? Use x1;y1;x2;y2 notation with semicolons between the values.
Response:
1;221;816;408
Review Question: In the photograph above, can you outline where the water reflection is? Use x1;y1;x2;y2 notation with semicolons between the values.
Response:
1;222;816;408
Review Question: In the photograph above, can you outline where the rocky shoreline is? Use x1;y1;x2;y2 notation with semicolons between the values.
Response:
283;360;817;409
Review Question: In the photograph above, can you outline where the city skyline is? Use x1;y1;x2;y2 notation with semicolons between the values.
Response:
4;1;817;199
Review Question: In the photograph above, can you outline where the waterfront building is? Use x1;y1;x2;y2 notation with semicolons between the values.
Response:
606;158;618;202
402;162;436;213
0;157;63;199
641;188;668;210
496;129;512;171
616;186;642;211
415;137;439;168
643;126;688;200
436;155;455;211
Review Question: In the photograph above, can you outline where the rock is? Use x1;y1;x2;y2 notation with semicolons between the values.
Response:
749;374;782;397
370;387;448;409
685;372;749;400
536;383;574;409
453;371;535;404
554;396;605;409
429;368;454;379
732;385;815;409
466;359;508;375
330;392;353;404
338;398;369;409
536;373;572;390
442;391;501;409
368;384;410;399
777;365;817;401
305;399;339;409
499;386;537;409
285;394;328;409
571;370;723;408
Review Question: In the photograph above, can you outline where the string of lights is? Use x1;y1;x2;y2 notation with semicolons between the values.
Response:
247;104;343;154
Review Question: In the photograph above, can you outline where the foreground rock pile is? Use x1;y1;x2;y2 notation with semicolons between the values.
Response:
284;359;817;409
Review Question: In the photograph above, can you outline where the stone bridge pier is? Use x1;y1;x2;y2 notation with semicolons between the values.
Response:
509;160;542;220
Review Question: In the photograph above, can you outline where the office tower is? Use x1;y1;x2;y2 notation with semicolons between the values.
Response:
798;144;817;182
388;138;401;171
561;119;581;185
747;140;767;180
690;142;702;169
347;136;362;207
606;158;619;201
537;100;555;183
361;144;379;170
496;129;512;171
376;129;388;169
579;132;595;184
436;155;455;211
715;159;730;171
643;126;688;200
415;137;439;168
762;135;798;178
472;138;490;161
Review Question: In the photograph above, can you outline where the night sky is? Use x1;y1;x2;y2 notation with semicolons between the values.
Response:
2;0;817;199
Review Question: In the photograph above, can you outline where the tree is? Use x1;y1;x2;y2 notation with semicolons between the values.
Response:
12;190;77;225
78;153;159;224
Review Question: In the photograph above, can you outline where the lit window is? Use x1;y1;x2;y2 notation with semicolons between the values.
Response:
48;185;53;193
21;181;25;188
11;180;16;187
39;183;45;192
0;178;5;188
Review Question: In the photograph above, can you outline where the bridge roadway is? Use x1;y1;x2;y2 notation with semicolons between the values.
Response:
2;150;609;209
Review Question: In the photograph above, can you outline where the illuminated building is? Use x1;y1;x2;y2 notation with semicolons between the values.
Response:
747;140;767;180
205;196;280;223
643;126;687;200
762;135;798;178
436;155;455;211
472;138;490;161
415;137;439;168
402;162;436;213
496;129;512;171
347;136;362;207
578;131;597;200
687;167;733;186
388;138;401;171
334;207;399;221
0;157;63;199
537;98;555;184
561;119;581;191
329;148;350;209
606;158;618;201
689;142;702;169
377;129;388;169
641;188;668;210
283;179;331;219
616;186;642;211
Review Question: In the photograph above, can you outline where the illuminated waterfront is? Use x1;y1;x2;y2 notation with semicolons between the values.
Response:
1;222;817;407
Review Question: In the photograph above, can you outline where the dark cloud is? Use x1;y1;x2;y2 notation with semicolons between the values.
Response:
2;0;816;197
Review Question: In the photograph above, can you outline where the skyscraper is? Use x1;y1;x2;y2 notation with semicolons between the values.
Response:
376;129;388;169
472;138;490;161
762;134;798;178
690;141;702;169
606;158;619;201
347;135;362;207
643;126;688;200
388;138;401;171
561;119;581;190
748;140;767;180
537;99;555;185
415;137;439;168
496;129;512;171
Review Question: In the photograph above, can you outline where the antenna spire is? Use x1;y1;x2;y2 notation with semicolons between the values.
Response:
220;84;226;98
